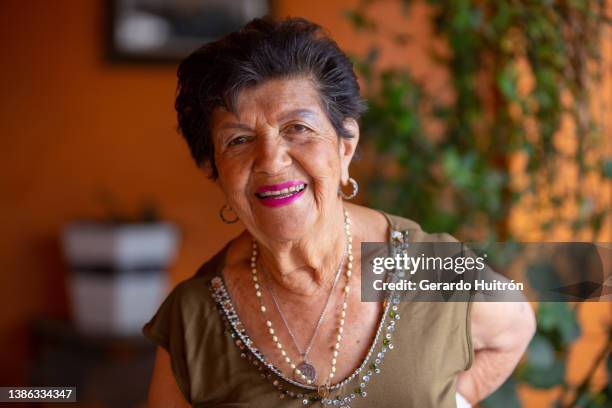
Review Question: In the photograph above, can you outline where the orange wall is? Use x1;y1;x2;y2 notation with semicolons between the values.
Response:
0;0;372;388
0;0;227;383
0;0;609;405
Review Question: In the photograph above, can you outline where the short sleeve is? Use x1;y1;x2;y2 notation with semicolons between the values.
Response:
143;284;192;403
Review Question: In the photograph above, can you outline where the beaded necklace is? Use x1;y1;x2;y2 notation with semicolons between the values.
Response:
210;276;401;406
208;217;409;407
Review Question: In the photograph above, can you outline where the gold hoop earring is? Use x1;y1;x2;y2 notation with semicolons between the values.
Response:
339;177;359;200
219;204;239;224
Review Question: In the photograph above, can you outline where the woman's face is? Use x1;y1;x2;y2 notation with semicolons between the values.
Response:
211;77;359;242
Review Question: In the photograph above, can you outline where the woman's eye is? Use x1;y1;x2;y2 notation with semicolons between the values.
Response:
286;124;310;134
228;136;248;147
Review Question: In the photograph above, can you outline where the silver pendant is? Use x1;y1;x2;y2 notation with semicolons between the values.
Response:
296;361;317;383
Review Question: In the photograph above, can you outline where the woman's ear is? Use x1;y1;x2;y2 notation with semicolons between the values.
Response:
339;118;360;184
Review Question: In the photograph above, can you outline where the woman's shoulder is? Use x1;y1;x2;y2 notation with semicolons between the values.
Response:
378;210;423;232
375;208;460;243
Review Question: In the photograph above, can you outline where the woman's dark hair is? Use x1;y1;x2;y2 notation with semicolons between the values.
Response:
175;17;366;179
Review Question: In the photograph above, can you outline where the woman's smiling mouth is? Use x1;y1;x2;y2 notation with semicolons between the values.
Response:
255;181;308;207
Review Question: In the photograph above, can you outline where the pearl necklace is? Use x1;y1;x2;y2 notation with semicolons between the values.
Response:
250;209;353;390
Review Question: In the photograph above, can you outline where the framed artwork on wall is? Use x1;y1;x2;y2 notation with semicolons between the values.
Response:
106;0;272;63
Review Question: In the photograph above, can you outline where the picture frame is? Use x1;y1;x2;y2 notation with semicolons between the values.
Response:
106;0;273;63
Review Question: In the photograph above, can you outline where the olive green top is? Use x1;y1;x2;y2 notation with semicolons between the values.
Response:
143;212;473;407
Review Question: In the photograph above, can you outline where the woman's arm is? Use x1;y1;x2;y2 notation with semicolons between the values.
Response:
147;347;191;408
456;301;536;405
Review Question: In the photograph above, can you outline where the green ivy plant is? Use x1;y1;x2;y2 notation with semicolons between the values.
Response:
346;0;611;406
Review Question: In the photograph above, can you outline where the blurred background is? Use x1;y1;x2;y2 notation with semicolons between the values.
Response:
0;0;610;407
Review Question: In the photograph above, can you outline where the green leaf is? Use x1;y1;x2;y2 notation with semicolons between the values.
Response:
602;158;612;179
535;303;581;347
557;310;581;344
526;262;564;301
607;346;612;393
527;334;556;369
536;303;559;331
521;359;566;388
497;65;519;101
481;377;521;408
442;149;476;189
343;9;377;31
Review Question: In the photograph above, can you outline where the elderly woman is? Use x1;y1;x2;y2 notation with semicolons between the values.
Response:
144;17;535;408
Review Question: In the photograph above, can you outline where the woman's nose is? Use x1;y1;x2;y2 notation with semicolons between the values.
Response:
253;137;292;175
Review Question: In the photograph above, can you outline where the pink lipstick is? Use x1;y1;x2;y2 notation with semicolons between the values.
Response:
255;180;307;208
